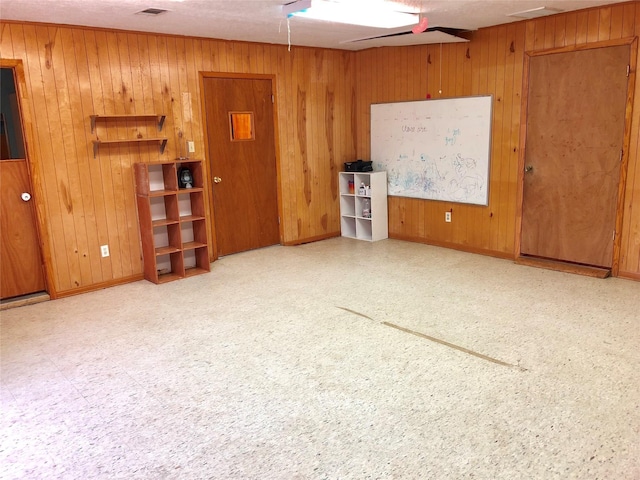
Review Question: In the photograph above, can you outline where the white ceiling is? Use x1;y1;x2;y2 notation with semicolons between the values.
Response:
0;0;625;50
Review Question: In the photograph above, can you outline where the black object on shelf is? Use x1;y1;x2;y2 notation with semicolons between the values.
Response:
178;167;194;189
344;159;373;172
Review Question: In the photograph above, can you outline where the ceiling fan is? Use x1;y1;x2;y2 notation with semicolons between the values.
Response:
283;0;470;45
342;25;470;44
337;0;471;45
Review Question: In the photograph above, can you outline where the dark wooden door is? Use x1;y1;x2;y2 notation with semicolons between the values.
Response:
203;77;280;256
521;45;630;268
1;160;45;299
204;78;280;255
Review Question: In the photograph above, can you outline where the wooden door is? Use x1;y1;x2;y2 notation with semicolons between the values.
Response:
1;160;45;299
521;45;630;268
203;77;280;256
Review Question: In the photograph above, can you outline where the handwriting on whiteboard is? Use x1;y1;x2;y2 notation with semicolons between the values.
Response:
371;96;492;205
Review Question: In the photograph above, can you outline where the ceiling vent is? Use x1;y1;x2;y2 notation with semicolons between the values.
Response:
508;6;563;20
136;8;168;16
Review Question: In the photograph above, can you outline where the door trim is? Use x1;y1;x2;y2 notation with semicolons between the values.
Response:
514;37;638;277
1;59;54;298
199;72;284;260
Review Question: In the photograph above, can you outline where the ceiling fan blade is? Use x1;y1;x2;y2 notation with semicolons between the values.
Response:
342;26;470;44
412;17;428;34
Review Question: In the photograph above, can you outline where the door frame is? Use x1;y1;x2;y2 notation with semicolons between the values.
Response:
515;37;638;277
198;72;284;260
1;59;54;297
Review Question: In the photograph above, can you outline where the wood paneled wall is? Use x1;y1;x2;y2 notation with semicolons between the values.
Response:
355;1;640;279
0;23;356;296
1;1;639;298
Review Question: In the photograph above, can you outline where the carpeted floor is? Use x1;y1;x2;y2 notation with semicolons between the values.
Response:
1;237;638;479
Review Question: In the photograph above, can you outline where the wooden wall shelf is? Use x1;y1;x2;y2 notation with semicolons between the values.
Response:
92;138;167;158
90;114;166;133
90;113;167;158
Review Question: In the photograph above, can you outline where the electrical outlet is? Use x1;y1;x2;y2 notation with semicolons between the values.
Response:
100;245;110;257
445;212;452;223
187;141;195;153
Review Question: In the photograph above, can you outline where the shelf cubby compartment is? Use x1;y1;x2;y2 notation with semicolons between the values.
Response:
176;160;205;189
339;172;355;194
354;173;373;194
181;218;207;247
356;218;373;241
153;223;182;254
134;163;178;195
181;214;209;277
184;246;210;278
155;252;184;284
149;195;180;224
355;196;373;218
181;217;207;243
340;216;357;239
178;190;205;220
340;195;356;217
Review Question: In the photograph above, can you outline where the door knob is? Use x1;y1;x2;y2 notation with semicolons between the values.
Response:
524;165;534;173
21;192;31;202
213;176;222;184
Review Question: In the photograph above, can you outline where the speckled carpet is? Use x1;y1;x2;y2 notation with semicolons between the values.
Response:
1;238;638;479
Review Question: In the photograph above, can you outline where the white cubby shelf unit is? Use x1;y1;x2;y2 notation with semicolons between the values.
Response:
339;171;388;242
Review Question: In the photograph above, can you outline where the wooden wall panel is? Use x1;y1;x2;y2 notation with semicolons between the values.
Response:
620;4;640;279
1;0;638;298
1;21;356;296
355;1;640;278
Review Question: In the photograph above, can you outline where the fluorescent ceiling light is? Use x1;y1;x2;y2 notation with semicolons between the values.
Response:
283;0;419;29
508;6;563;19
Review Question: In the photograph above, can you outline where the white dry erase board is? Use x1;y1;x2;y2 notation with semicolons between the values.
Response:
371;95;492;205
